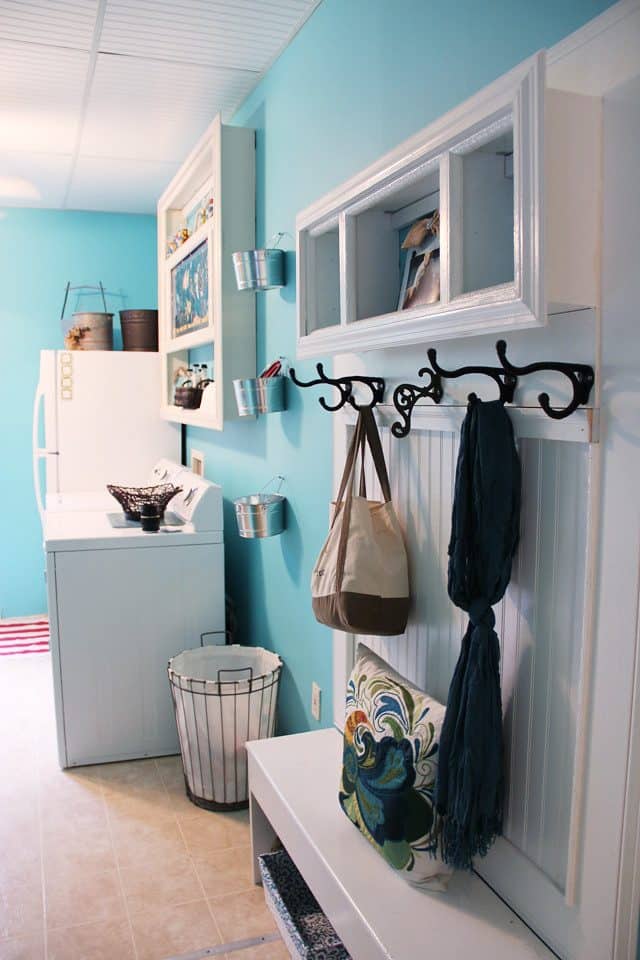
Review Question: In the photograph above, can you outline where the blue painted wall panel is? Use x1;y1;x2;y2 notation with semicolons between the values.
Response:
187;0;615;734
0;1;615;730
0;209;157;618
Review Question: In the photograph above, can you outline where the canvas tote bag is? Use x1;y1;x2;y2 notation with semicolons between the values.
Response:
312;408;409;636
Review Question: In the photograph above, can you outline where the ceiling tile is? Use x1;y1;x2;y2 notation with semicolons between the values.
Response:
66;155;179;212
0;151;73;208
0;40;88;152
78;52;256;161
100;0;319;73
0;1;321;211
0;0;99;50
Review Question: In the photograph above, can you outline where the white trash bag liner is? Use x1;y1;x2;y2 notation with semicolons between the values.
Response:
168;644;282;809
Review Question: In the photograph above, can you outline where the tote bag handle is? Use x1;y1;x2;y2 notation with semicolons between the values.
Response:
332;413;365;529
332;408;390;517
334;408;393;593
359;407;391;502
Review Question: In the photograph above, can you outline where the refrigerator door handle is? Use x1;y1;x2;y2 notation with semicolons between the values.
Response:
32;380;57;518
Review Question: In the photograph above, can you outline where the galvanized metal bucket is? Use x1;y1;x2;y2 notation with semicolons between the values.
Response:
233;376;285;416
60;281;114;350
234;477;286;539
120;309;158;352
232;248;285;290
69;312;114;350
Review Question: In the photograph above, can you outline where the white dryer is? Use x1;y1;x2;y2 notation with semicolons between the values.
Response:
44;463;225;768
44;457;187;514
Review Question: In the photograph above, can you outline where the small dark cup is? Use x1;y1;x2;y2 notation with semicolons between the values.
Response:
140;502;161;532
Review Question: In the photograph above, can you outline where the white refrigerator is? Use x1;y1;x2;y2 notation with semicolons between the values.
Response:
33;350;180;516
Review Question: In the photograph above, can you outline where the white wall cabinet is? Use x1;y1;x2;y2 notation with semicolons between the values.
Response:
296;52;601;357
157;115;256;430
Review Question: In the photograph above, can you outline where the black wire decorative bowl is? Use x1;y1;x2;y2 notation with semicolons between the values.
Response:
107;483;182;521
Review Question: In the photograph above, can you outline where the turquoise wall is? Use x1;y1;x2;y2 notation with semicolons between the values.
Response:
188;0;615;734
0;209;157;618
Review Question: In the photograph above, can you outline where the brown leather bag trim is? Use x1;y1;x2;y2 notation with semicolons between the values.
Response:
313;592;409;637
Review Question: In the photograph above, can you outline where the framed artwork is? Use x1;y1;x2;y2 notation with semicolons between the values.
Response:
398;210;440;310
171;240;209;338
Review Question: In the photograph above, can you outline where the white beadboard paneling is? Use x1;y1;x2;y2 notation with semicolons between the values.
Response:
346;420;589;895
66;155;179;212
0;0;98;49
502;439;588;891
0;151;73;207
100;0;319;73
79;53;256;161
356;426;463;705
0;40;88;152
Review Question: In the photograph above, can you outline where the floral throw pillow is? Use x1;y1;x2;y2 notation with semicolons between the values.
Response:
339;644;452;889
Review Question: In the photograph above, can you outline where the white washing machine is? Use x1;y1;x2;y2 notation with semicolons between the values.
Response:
44;458;185;514
44;461;226;768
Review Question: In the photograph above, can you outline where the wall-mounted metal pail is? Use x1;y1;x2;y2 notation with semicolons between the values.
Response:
233;376;285;416
234;477;286;539
232;248;285;291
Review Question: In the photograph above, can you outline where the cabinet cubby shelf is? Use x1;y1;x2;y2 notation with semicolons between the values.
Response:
160;405;219;429
296;51;600;357
163;327;218;356
163;220;211;273
157;115;256;431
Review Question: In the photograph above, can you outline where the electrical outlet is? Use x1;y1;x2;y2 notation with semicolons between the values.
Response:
190;449;205;477
311;682;321;721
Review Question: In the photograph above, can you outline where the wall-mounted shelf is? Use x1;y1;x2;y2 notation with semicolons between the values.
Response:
157;115;256;430
296;51;600;357
160;403;219;430
163;220;211;274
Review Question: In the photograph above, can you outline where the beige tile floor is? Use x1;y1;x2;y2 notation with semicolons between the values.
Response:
0;652;288;960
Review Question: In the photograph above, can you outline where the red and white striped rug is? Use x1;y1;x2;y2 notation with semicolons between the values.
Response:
0;619;50;656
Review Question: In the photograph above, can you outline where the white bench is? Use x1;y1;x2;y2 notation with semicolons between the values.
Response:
247;728;554;960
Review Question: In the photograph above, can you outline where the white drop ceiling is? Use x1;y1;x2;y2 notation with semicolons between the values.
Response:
0;0;319;213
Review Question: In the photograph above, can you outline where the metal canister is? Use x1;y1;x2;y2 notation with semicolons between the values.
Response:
234;477;286;538
68;312;114;350
233;376;285;416
232;249;285;291
119;310;158;352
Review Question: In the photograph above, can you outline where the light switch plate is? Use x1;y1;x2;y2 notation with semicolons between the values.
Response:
191;449;205;477
311;682;321;721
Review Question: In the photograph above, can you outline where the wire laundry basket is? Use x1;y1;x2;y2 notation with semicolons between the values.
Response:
168;644;282;810
107;483;182;521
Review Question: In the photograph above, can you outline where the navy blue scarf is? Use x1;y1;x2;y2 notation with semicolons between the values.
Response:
436;398;521;870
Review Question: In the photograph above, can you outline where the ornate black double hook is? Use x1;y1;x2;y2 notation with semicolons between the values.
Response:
289;363;385;412
495;339;594;420
427;347;518;405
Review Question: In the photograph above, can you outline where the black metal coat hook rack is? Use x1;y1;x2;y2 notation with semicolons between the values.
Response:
289;363;385;412
391;339;595;438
